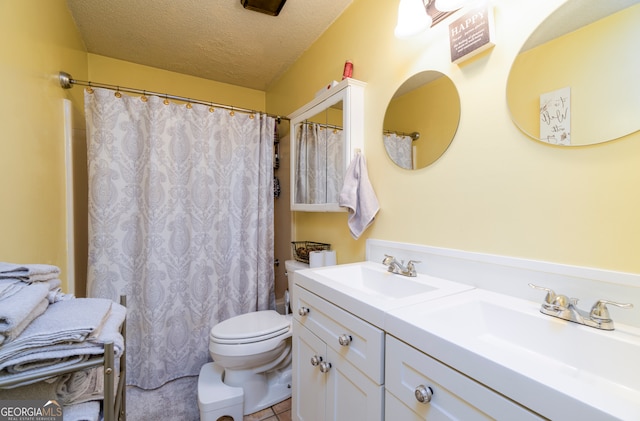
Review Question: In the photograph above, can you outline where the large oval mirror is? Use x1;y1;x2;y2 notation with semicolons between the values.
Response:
383;70;460;170
507;0;640;146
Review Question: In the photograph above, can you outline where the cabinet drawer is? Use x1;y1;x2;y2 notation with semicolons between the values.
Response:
293;285;384;384
385;336;542;420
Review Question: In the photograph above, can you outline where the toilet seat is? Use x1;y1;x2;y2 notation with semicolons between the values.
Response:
210;310;291;345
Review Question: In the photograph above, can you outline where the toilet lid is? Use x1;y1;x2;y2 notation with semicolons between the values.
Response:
210;310;290;344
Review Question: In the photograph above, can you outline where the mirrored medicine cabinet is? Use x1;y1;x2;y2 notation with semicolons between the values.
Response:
506;0;640;146
288;78;366;212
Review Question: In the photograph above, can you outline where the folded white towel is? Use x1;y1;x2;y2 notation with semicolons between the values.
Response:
0;298;113;362
1;352;91;376
0;298;49;345
0;367;103;403
0;282;50;333
0;300;125;384
0;262;60;283
62;401;100;421
339;151;380;240
0;372;58;394
90;302;126;352
0;338;122;387
48;287;75;304
0;279;23;300
56;367;104;405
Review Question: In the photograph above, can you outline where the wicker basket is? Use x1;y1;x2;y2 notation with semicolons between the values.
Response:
291;241;331;264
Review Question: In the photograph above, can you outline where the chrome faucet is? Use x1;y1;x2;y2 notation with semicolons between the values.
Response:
382;254;420;277
529;283;633;331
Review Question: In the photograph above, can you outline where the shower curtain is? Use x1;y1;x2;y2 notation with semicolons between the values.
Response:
295;122;344;204
84;88;275;389
383;133;413;170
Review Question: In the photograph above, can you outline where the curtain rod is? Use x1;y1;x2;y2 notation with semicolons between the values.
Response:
383;129;420;141
302;121;343;131
58;71;287;122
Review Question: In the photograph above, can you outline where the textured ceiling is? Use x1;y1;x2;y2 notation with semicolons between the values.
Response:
66;0;353;91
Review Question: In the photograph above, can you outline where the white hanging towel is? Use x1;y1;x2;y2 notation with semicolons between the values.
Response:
339;151;380;239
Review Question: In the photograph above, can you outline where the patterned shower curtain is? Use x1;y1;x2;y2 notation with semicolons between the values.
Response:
383;133;413;170
84;88;275;389
295;122;344;204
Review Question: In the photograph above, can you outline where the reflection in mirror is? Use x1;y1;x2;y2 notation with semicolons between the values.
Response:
294;100;344;204
383;70;460;169
507;0;640;146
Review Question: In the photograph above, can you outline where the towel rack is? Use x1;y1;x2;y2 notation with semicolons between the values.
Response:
0;296;127;421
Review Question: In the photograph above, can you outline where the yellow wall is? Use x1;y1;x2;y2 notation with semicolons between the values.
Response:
87;54;266;111
0;0;87;291
267;0;640;274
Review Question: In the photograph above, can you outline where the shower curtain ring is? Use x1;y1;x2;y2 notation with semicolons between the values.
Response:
141;90;148;102
209;102;215;113
163;94;169;105
115;87;122;98
86;81;94;94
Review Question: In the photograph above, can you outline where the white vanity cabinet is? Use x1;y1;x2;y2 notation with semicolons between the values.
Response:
385;336;542;420
292;285;384;421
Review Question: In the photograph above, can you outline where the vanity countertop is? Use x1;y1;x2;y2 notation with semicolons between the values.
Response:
293;260;473;329
295;261;640;420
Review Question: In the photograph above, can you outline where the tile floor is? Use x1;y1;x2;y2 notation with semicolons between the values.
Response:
243;398;291;421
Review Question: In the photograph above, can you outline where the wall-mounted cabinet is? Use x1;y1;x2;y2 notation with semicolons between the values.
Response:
288;78;366;212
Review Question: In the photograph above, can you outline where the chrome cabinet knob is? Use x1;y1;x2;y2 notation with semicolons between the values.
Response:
414;385;433;404
338;334;352;346
319;361;332;373
310;355;323;366
298;307;310;316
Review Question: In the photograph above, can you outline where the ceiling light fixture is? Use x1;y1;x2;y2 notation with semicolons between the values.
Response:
240;0;287;16
394;0;432;38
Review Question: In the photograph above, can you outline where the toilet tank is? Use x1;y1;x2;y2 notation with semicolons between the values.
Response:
284;260;309;312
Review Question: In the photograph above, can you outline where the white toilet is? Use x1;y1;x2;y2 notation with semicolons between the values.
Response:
198;259;308;420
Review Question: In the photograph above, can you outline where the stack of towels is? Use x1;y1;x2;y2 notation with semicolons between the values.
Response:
0;262;126;421
0;263;72;344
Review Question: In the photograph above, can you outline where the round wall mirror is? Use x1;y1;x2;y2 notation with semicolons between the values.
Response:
383;70;460;170
506;0;640;146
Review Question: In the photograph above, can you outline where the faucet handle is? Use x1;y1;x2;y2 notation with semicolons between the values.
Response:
590;300;634;321
528;283;557;306
406;260;421;277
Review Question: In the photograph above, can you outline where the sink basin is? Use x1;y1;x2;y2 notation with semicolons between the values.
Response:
385;289;640;420
293;261;473;328
313;264;436;299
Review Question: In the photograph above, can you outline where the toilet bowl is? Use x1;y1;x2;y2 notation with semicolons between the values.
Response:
198;260;308;419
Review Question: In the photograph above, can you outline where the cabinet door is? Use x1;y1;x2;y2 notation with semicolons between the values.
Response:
325;347;384;421
385;390;425;421
294;285;384;384
293;320;327;421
